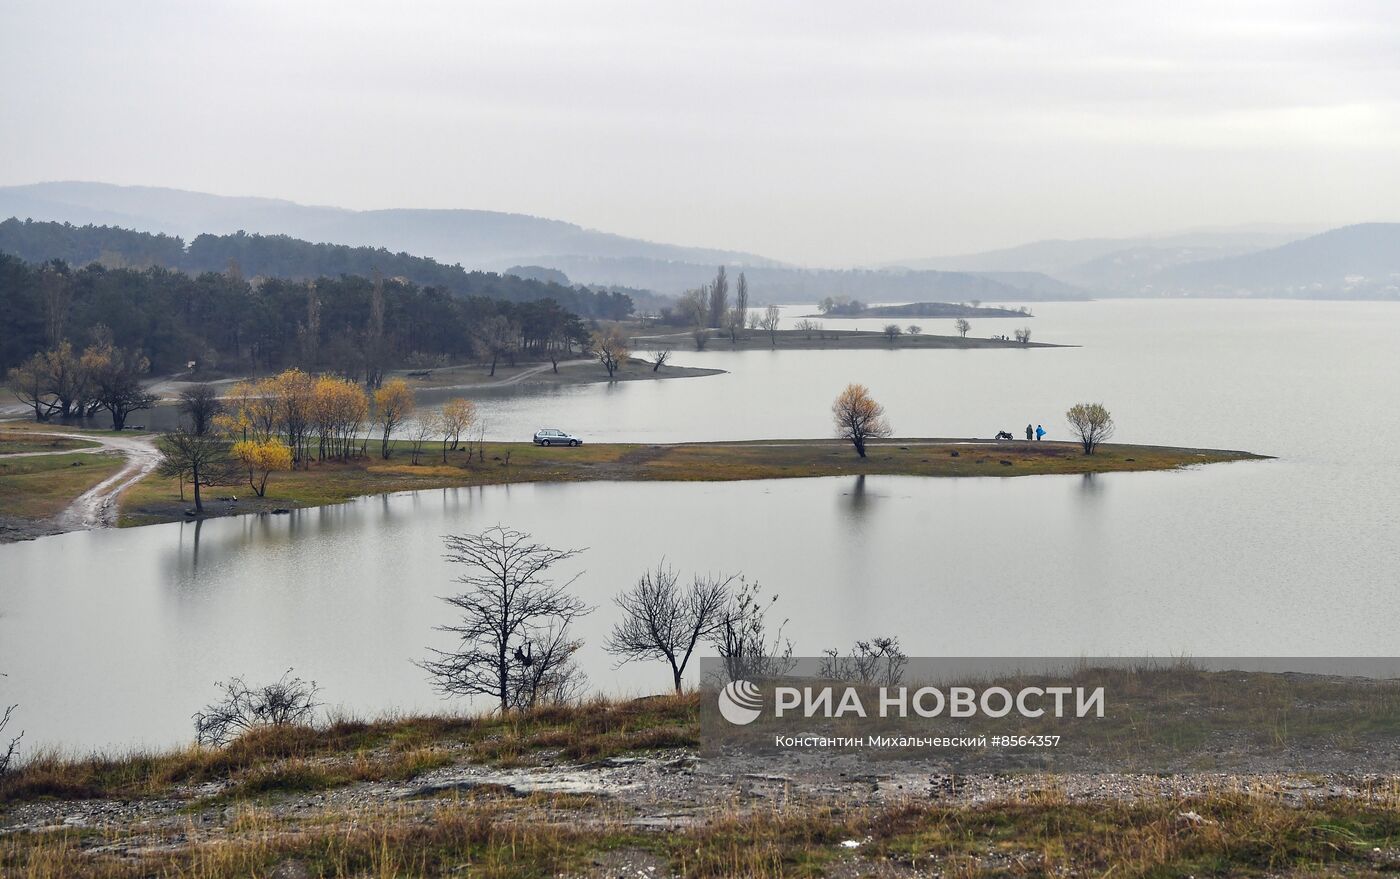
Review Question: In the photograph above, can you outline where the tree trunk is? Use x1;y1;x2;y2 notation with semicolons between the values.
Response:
192;461;204;513
854;438;867;458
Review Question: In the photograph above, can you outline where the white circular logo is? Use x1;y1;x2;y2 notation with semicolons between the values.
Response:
718;680;763;725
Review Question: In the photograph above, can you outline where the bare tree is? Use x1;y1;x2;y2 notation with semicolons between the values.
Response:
365;269;387;389
156;429;240;513
419;527;592;713
1066;402;1116;454
709;579;793;682
759;305;782;347
193;669;321;747
177;383;223;436
1014;326;1033;344
907;324;922;336
678;287;709;329
606;562;733;692
708;266;729;329
819;637;908;686
794;319;821;340
0;673;20;777
728;272;749;342
408;417;434;465
953;318;971;338
85;337;158;430
832;383;892;458
6;353;61;422
39;262;72;349
650;349;672;372
883;323;904;343
473;314;520;377
438;398;476;462
592;326;630;378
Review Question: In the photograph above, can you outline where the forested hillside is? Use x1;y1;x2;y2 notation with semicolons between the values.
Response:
0;218;635;319
0;252;591;379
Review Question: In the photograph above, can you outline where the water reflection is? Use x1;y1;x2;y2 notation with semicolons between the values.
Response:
5;300;1400;753
844;474;871;519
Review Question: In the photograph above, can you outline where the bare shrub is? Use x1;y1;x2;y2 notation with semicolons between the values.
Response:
1;673;20;776
708;579;793;682
193;669;321;747
819;637;908;686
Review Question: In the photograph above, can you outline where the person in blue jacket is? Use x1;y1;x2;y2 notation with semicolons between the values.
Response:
1035;424;1046;441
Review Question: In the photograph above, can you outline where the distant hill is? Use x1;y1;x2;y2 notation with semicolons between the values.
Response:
0;181;779;276
539;255;1079;303
0;182;1090;303
0;218;635;319
962;271;1087;299
896;227;1318;294
1148;223;1400;298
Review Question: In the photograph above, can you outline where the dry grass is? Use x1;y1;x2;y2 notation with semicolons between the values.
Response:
116;437;1262;527
0;451;124;520
0;432;98;454
0;694;698;804
8;788;1400;878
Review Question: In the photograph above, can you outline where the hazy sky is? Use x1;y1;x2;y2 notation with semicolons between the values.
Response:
2;1;1397;265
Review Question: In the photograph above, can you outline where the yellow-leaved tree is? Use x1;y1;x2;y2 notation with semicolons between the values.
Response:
373;379;415;459
231;439;294;498
438;398;477;463
832;383;892;458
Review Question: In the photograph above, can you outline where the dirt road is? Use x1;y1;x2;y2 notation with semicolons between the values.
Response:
47;432;161;529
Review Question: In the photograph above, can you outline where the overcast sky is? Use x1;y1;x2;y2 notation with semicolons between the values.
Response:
1;1;1397;265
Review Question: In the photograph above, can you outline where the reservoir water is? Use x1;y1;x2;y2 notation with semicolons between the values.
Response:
3;299;1399;752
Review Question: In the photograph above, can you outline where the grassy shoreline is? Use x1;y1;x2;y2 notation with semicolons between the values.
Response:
116;438;1265;529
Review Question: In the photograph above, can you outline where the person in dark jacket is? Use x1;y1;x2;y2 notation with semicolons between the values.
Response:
1025;424;1033;441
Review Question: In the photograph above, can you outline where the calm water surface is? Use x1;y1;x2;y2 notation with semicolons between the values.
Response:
3;299;1400;751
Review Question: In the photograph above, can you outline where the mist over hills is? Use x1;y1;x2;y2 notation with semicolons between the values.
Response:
0;181;773;274
895;223;1400;298
1147;224;1400;297
0;182;1078;303
2;182;1394;300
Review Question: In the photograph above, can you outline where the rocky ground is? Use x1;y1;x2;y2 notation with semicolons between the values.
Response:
6;744;1400;877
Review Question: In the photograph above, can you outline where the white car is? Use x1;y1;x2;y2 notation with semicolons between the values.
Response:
532;428;583;447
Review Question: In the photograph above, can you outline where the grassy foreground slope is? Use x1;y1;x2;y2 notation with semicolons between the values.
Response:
4;692;1400;878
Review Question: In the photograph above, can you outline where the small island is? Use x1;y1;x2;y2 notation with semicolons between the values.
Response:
804;300;1033;319
633;328;1063;351
113;437;1258;529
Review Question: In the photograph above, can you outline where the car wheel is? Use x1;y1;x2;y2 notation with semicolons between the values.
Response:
570;440;580;446
542;439;551;446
